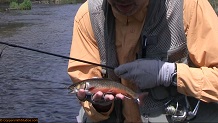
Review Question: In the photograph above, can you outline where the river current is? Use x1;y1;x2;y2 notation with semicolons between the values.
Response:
0;3;82;123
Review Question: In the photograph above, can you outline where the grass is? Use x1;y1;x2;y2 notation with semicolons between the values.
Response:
9;0;32;10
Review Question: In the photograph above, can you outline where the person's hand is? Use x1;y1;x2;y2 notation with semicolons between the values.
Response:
114;59;176;90
76;89;125;112
76;89;125;103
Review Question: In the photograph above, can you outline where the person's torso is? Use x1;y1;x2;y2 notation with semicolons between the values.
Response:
88;0;187;122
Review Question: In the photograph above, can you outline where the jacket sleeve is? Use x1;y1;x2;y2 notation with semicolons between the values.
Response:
177;0;218;102
67;2;114;122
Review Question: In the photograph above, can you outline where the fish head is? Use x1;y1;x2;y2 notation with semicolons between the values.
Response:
68;82;87;93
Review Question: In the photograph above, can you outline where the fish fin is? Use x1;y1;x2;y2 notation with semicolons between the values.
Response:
84;90;92;95
69;89;79;94
136;92;148;106
105;92;114;95
87;87;95;91
85;82;95;91
124;96;131;100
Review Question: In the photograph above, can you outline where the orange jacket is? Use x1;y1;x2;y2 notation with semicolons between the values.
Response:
68;0;218;122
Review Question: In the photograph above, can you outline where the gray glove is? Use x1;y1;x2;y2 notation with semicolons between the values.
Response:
114;59;176;89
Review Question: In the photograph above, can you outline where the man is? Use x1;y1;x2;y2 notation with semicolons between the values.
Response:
68;0;218;122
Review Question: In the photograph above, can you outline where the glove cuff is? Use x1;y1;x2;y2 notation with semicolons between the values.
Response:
171;63;177;86
158;61;176;87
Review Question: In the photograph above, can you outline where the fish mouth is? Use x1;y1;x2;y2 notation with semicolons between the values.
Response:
69;88;78;94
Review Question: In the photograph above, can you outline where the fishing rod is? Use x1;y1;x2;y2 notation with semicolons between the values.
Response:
0;45;7;57
0;41;114;70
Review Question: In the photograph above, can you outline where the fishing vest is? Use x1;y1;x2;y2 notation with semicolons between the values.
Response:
88;0;188;119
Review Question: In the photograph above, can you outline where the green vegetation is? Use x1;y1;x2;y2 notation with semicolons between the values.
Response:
9;1;19;9
19;0;31;10
54;0;85;4
9;0;32;10
70;0;85;4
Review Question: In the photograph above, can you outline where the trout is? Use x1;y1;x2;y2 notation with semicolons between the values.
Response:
68;78;143;104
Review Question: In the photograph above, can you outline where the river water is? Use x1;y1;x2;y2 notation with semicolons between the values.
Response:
0;3;82;123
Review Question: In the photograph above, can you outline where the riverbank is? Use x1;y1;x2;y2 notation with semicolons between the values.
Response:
0;0;85;11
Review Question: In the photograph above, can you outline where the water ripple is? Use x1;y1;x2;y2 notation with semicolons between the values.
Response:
0;3;82;123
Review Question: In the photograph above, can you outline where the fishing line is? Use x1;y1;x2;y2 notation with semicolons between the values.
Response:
0;41;114;69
